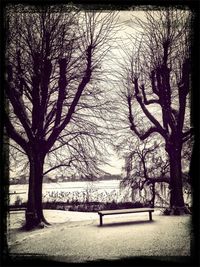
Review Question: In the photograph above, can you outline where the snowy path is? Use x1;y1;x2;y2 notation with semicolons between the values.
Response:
7;210;192;263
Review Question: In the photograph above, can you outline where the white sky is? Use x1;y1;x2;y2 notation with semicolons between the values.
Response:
101;154;124;175
98;11;144;175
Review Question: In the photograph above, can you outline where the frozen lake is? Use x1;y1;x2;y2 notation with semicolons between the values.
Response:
9;180;191;207
9;180;123;205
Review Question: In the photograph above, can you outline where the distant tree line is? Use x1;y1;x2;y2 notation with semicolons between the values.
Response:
10;173;122;185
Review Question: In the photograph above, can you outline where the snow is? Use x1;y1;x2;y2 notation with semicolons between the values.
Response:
7;210;99;229
7;209;191;262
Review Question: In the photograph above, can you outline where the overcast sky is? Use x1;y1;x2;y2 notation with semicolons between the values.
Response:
98;10;145;175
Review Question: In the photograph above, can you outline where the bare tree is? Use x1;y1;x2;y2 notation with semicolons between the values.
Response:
119;9;193;214
120;137;170;207
5;5;118;229
8;127;109;181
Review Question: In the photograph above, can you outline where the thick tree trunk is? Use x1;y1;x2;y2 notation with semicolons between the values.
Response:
24;152;49;229
167;142;188;214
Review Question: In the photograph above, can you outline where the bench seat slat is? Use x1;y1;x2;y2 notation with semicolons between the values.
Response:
98;208;154;216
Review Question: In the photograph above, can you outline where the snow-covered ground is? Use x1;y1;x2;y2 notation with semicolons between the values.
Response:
7;209;192;263
7;209;99;229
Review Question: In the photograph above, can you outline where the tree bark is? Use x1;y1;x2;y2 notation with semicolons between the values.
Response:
166;141;186;214
150;183;155;208
25;151;48;229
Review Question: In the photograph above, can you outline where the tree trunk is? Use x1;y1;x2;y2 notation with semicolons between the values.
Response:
167;142;187;214
25;151;49;229
150;183;155;208
131;187;135;202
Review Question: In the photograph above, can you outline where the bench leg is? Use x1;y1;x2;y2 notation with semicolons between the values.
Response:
149;211;152;221
99;215;103;226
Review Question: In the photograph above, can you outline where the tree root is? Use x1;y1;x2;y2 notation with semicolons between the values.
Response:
22;219;51;231
41;216;51;225
163;206;191;215
22;211;51;230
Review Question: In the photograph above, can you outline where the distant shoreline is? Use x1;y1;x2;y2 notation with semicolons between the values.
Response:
9;177;122;185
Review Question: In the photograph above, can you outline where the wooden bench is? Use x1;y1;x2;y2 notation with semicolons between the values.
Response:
98;208;154;226
9;206;26;212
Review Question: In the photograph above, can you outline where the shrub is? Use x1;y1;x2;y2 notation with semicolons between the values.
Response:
104;201;118;210
42;200;147;212
162;208;171;215
14;196;22;206
133;201;145;208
